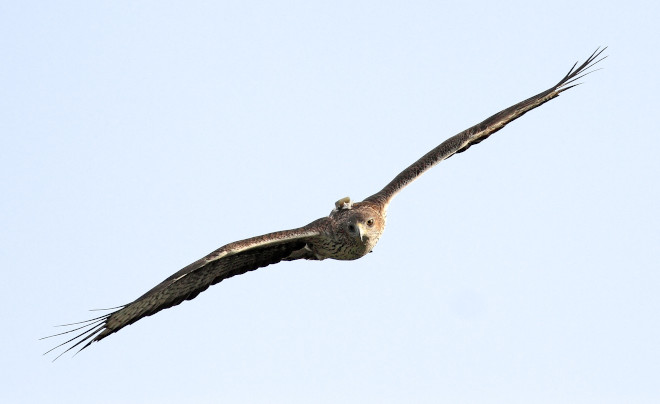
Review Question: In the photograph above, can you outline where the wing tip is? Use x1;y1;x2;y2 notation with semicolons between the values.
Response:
556;46;608;92
41;307;123;361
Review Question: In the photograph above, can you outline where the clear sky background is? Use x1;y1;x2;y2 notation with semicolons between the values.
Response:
2;1;659;403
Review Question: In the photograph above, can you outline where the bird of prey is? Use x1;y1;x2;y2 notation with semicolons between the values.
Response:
44;48;606;359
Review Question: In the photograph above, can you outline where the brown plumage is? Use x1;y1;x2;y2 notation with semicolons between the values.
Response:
43;48;606;359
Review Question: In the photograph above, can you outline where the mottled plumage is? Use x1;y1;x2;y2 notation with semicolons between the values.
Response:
44;48;606;359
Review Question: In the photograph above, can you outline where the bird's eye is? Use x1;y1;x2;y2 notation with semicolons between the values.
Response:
348;224;356;233
366;219;374;227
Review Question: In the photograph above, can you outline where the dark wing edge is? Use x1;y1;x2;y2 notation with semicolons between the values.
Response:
41;221;326;360
364;47;607;208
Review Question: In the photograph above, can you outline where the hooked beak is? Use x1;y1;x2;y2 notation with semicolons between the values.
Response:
356;222;367;242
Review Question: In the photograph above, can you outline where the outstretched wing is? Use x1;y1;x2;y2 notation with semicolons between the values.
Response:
43;220;326;359
364;48;607;208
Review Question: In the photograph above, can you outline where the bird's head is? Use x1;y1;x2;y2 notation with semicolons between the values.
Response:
328;199;386;259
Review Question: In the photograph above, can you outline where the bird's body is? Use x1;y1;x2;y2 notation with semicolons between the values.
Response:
44;48;606;359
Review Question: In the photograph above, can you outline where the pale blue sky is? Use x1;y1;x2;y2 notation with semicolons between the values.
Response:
2;1;659;403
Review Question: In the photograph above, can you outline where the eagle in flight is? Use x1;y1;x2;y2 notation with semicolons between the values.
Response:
44;48;606;359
